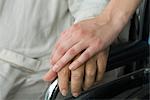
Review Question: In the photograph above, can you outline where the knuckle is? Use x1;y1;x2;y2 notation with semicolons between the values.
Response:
78;29;87;38
74;60;82;66
68;48;77;56
58;46;66;55
73;23;86;36
72;73;83;80
72;75;80;80
59;68;68;76
57;60;65;68
84;52;90;60
86;70;95;78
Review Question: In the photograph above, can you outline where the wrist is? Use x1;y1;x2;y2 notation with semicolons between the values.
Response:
98;0;141;34
95;9;127;34
104;10;129;33
111;11;129;34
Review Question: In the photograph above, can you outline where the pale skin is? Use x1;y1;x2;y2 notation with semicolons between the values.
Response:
48;0;141;72
44;0;141;97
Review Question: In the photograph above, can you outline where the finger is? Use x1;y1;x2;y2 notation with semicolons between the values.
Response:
50;39;61;65
69;46;98;70
50;29;69;60
52;42;87;72
71;64;85;97
58;63;70;96
50;35;78;66
51;43;67;64
96;49;109;82
50;30;70;65
43;69;57;82
83;56;97;90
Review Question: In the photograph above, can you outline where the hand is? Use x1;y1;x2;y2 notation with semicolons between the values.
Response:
50;14;119;72
43;48;109;97
57;48;109;97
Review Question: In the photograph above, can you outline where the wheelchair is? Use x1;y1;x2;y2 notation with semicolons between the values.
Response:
45;0;150;99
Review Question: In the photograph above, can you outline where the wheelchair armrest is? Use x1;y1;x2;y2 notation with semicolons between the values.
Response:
49;41;149;100
106;41;149;71
75;68;150;99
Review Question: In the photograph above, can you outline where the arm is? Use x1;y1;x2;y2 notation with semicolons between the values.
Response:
97;0;142;37
50;0;142;72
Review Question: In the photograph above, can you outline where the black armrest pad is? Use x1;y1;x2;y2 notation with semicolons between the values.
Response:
106;41;149;71
76;68;150;99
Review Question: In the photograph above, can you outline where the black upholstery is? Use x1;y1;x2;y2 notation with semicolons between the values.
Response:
65;68;150;100
107;41;149;71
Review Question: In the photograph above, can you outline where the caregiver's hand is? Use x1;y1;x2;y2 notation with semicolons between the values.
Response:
50;0;140;72
50;14;120;72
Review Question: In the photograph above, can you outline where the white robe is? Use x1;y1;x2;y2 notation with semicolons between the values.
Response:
0;0;130;100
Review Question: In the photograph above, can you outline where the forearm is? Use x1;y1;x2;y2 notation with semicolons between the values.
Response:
97;0;141;33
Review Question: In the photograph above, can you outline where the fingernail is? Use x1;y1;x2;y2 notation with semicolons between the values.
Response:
61;90;67;96
69;66;72;70
69;65;75;70
73;92;79;97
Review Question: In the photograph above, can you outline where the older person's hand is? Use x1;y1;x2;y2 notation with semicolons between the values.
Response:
57;48;109;97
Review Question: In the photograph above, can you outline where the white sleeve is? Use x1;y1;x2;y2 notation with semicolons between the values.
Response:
68;0;110;23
